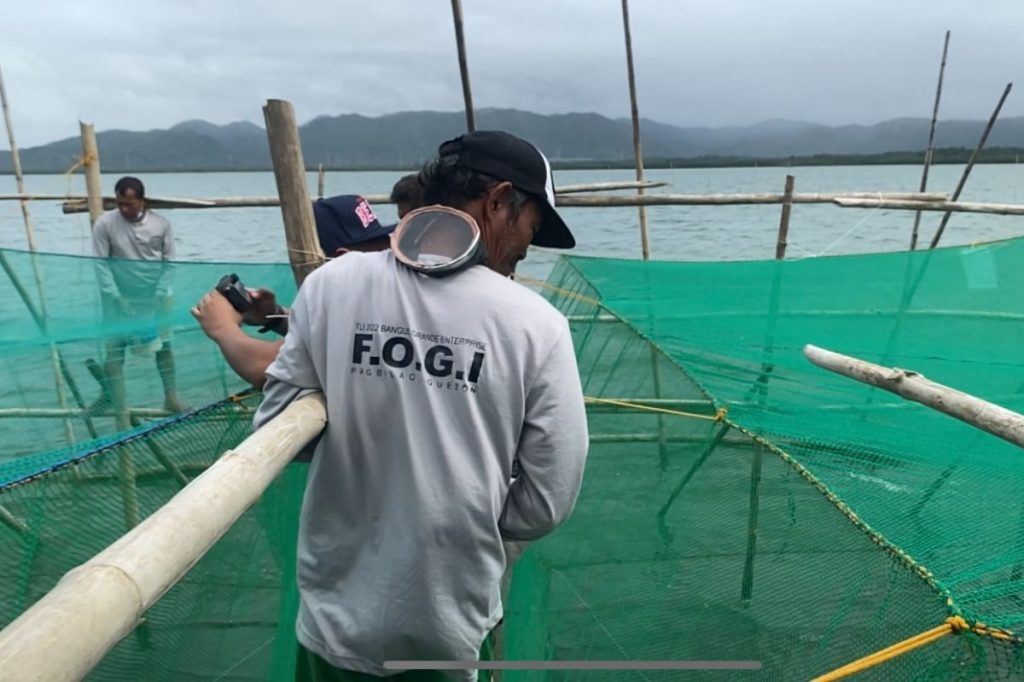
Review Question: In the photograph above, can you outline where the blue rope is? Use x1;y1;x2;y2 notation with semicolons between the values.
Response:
0;389;256;492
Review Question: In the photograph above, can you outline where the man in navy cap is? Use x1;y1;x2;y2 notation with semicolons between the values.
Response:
192;192;409;388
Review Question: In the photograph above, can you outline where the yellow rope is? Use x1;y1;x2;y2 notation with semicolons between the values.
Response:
812;618;960;681
63;151;96;177
515;274;604;308
811;615;1024;681
584;396;727;422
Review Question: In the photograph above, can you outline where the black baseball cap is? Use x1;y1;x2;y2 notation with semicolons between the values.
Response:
438;130;575;248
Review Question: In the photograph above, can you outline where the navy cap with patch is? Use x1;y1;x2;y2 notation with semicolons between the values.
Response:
438;131;575;249
312;195;395;255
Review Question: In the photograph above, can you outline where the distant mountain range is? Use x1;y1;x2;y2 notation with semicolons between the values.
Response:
4;108;1024;173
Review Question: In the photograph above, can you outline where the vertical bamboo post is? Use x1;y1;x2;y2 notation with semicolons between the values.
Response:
317;163;325;200
740;443;764;603
450;0;475;132
910;31;950;251
929;82;1013;249
1;66;75;446
775;175;795;260
263;99;323;286
620;0;650;260
0;67;38;252
80;122;104;227
0;251;97;439
79;121;137;527
743;173;794;602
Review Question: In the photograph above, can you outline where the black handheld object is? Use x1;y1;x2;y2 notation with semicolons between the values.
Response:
215;274;253;314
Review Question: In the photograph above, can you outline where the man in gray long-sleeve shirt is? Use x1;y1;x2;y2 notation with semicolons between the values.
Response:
92;176;184;414
254;131;589;681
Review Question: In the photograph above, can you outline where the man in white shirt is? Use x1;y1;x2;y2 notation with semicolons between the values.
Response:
91;176;184;414
254;131;589;681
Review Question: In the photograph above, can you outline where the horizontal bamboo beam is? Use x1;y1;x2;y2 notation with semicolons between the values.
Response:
0;392;326;680
554;191;950;207
834;197;1024;216
804;344;1024;448
0;407;173;419
557;180;667;194
0;190;949;214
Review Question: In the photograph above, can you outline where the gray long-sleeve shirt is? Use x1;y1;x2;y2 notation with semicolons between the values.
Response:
92;209;175;302
254;251;588;678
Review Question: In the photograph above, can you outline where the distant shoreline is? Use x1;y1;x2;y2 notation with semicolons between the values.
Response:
5;147;1024;175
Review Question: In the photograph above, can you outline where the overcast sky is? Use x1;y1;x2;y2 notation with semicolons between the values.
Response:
2;0;1022;147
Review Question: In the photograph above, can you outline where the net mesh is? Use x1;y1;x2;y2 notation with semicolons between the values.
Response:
3;240;1024;679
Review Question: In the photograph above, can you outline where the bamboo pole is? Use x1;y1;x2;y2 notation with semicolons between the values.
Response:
0;407;204;419
0;251;98;439
450;0;475;132
910;31;950;251
929;82;1013;249
317;163;325;199
0;67;38;252
52;190;950;213
620;0;650;260
555;192;949;207
0;505;29;535
549;180;666;194
129;415;189;488
834;197;1024;216
262;99;323;285
740;443;763;602
804;344;1024;448
80;122;104;227
0;67;76;445
775;175;795;259
0;393;327;681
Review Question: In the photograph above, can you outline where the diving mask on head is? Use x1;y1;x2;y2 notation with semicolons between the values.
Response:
390;205;487;277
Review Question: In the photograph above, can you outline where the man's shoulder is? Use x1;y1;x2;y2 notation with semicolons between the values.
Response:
94;210;119;230
146;210;171;229
301;250;386;293
469;268;569;331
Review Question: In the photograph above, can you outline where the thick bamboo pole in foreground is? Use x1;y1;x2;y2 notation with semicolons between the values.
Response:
804;345;1024;449
0;393;327;681
263;99;323;285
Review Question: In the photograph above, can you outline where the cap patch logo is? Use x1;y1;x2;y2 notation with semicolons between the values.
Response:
354;198;377;229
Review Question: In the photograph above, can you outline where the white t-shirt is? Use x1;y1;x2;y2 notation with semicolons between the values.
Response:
254;251;589;679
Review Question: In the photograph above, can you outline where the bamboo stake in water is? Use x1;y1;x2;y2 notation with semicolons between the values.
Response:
450;0;475;132
775;175;795;259
929;82;1013;249
0;67;38;252
0;65;75;446
620;0;651;260
317;163;325;199
909;31;950;251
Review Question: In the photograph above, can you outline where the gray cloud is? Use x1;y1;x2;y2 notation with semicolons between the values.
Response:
3;0;1022;146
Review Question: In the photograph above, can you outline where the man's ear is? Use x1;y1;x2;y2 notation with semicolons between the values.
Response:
483;182;516;223
332;247;351;257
